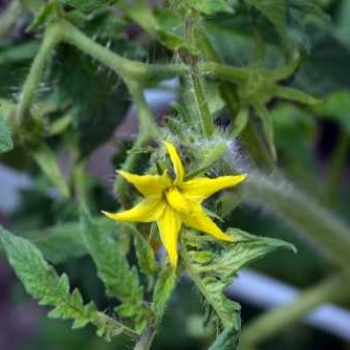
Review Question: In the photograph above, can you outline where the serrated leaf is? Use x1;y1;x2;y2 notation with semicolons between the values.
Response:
61;0;119;12
183;228;295;329
188;0;233;15
250;0;287;34
31;142;70;198
80;209;150;332
53;45;130;156
0;225;122;339
152;267;176;318
0;115;13;154
130;227;158;283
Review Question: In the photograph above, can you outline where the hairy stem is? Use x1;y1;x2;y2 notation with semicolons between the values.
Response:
184;15;214;137
243;173;350;272
197;31;274;168
240;273;350;347
58;19;188;83
16;23;61;123
114;81;160;207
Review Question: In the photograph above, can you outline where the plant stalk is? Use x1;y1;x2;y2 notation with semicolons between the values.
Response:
16;23;61;123
240;273;350;348
243;173;350;273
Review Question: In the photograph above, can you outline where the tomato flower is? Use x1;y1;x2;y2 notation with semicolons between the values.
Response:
102;142;246;266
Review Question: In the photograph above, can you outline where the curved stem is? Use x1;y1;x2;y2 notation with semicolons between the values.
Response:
16;23;61;123
323;130;350;206
58;19;188;83
240;273;350;348
114;81;160;207
243;173;350;272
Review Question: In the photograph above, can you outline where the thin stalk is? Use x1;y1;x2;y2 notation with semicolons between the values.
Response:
58;19;188;83
114;81;160;207
184;16;214;137
197;31;274;169
323;130;350;206
243;173;350;273
16;23;61;123
240;273;350;348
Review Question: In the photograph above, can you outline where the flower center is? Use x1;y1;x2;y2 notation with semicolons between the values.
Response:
165;187;192;215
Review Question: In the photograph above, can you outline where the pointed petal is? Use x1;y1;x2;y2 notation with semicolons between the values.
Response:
118;170;170;198
102;199;165;223
157;206;182;266
182;209;233;242
164;141;184;184
165;187;192;215
180;174;246;202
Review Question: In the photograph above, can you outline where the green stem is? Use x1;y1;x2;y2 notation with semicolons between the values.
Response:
323;130;350;206
16;23;61;123
197;31;274;169
134;326;157;350
114;81;160;207
240;273;350;348
0;0;22;39
58;19;188;83
243;173;350;272
184;16;214;137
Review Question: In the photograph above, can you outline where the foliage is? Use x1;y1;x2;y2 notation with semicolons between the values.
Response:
1;0;350;349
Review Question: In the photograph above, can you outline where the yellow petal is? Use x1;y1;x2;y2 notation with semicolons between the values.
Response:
180;174;247;202
182;208;233;242
164;141;184;184
157;206;182;266
102;198;165;223
118;170;170;198
165;187;192;215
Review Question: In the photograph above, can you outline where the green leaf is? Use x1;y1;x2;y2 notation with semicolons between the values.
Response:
129;227;158;287
208;323;240;350
22;0;46;14
183;228;295;330
152;267;176;318
188;0;233;15
27;1;59;31
313;90;350;134
61;0;119;12
31;142;70;198
2;218;127;264
249;0;287;34
80;209;150;333
0;114;13;154
295;34;350;95
0;225;123;340
53;45;130;156
0;42;39;65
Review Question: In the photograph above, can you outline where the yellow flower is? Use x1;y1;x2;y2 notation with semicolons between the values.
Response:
102;142;246;267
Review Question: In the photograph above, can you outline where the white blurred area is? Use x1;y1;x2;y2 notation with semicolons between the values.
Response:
1;82;350;341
